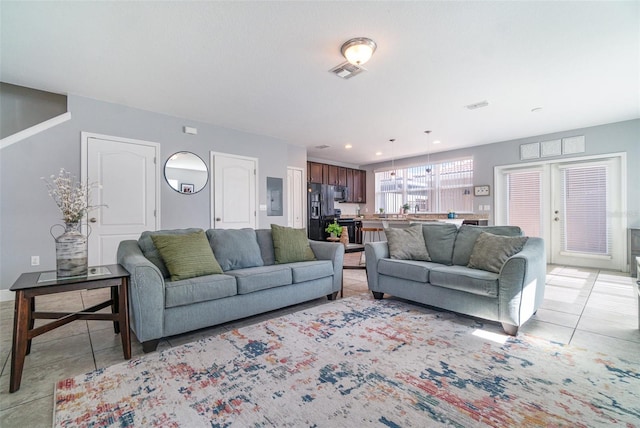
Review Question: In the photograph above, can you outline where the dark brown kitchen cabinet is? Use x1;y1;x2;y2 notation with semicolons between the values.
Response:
307;162;323;183
307;162;366;202
352;169;366;203
338;167;347;186
346;169;355;195
327;165;339;185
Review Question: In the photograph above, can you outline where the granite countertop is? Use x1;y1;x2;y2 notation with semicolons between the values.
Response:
340;214;489;222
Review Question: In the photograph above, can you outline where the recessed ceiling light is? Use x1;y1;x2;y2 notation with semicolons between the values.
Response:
433;140;441;145
376;152;382;156
345;144;352;149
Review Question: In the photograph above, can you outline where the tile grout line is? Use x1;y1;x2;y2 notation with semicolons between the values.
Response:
568;270;600;345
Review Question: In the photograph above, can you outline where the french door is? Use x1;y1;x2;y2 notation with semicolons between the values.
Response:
497;155;625;271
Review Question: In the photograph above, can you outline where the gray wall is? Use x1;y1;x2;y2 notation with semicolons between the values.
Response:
360;119;640;227
0;82;67;139
0;95;306;290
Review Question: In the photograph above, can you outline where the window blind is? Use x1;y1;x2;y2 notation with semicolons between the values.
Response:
506;170;542;237
375;158;473;214
560;165;610;255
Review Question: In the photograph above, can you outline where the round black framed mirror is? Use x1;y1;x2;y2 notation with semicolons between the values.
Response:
164;151;208;194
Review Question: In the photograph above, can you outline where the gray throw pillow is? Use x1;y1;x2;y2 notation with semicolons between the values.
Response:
468;232;529;273
207;228;264;271
385;224;431;261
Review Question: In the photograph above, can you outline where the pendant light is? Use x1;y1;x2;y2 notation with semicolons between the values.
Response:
389;139;396;176
424;131;432;173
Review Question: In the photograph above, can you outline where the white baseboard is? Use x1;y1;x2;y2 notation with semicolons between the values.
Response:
0;289;15;303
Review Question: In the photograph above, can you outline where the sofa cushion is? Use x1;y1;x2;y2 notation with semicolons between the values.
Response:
255;229;276;266
151;230;223;281
227;265;292;294
429;265;500;297
378;259;442;283
138;228;202;278
206;228;264;271
420;223;458;265
384;224;431;261
165;274;237;308
452;225;523;266
468;232;529;273
289;260;334;283
271;224;316;264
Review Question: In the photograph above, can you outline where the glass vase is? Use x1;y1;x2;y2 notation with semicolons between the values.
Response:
50;222;88;278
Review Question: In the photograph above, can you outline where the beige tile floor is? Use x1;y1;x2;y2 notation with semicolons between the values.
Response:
0;256;638;427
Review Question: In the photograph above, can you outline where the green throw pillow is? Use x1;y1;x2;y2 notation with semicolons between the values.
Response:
270;224;316;264
151;230;223;281
468;232;529;273
384;224;431;261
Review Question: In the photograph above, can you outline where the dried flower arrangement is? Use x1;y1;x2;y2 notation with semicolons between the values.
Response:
42;168;100;224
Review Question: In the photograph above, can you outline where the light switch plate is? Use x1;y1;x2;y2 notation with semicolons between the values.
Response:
474;185;490;196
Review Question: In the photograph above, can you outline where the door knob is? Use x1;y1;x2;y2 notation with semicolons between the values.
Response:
89;217;97;223
215;217;221;222
554;210;559;214
554;217;560;221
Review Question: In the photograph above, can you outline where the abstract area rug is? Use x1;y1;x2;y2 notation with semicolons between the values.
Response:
54;296;639;427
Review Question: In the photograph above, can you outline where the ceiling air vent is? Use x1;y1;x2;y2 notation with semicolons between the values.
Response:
314;145;331;150
465;100;489;110
329;61;366;79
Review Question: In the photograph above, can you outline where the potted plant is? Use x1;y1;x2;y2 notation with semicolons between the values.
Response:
325;220;342;238
402;203;410;214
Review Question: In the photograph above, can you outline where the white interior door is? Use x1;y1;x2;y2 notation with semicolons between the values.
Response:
287;167;304;228
82;133;159;266
211;152;257;229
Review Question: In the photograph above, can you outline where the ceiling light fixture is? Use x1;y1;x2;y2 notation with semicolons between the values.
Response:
345;144;352;149
341;37;377;66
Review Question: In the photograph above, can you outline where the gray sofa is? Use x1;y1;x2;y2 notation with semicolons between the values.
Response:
365;223;546;335
117;228;344;352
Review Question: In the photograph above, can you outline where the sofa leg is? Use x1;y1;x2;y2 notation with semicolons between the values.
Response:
501;323;518;336
142;339;160;353
327;291;339;301
372;291;384;300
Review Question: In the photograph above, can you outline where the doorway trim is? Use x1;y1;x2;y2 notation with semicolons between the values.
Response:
494;151;627;271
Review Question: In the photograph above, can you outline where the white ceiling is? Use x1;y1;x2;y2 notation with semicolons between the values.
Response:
2;1;638;165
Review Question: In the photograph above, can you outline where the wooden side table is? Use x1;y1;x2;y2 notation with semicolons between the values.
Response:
9;264;131;393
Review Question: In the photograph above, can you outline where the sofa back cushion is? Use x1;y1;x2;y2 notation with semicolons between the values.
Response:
452;225;523;266
206;228;264;271
255;229;276;266
420;223;458;265
138;228;203;278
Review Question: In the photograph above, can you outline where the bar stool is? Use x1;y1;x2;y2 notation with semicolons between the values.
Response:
360;227;385;265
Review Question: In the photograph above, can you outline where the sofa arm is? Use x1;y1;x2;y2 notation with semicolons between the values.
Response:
365;241;390;292
117;240;165;343
309;240;345;293
498;237;546;326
